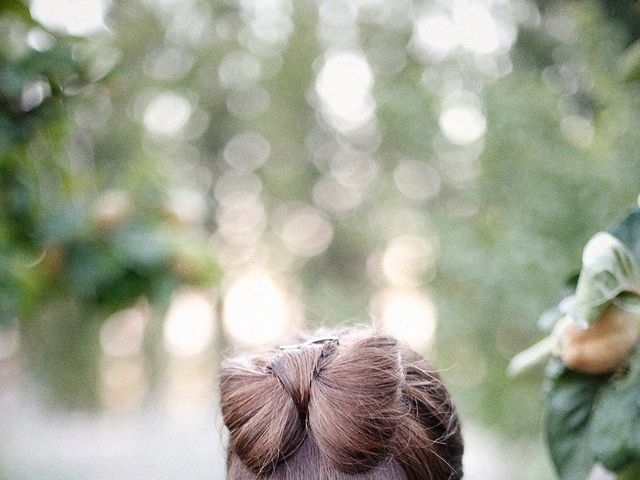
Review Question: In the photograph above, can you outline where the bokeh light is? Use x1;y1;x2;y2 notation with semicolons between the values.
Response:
439;92;487;145
100;304;148;358
163;289;216;357
382;234;438;287
280;206;334;257
223;271;292;346
0;325;20;361
143;92;192;137
30;0;109;35
223;132;271;171
372;288;438;353
316;50;375;131
4;0;640;478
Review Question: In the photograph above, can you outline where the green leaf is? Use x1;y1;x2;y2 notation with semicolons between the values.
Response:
39;208;88;244
0;0;35;26
546;370;609;480
589;347;640;472
66;242;123;297
566;232;640;328
617;462;640;480
620;40;640;83
111;223;171;269
611;208;640;263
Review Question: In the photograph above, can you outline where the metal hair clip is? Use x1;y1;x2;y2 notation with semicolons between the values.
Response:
279;336;339;350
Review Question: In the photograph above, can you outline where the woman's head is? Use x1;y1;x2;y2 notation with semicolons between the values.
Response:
219;329;463;480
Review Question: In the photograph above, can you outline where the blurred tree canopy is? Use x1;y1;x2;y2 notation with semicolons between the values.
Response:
1;0;640;476
0;0;218;405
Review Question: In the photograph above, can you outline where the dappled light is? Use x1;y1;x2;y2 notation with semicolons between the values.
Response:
163;289;216;357
372;287;438;352
223;271;294;346
2;0;640;478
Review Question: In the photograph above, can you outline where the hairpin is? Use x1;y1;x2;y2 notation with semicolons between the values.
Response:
279;336;339;350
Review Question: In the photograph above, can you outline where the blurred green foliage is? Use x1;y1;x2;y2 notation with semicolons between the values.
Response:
1;0;640;477
0;0;217;405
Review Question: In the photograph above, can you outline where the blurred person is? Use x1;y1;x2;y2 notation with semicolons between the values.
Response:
219;329;463;479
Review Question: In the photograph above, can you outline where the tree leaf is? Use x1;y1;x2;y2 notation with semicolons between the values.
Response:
611;207;640;263
546;370;609;480
0;0;35;26
565;232;640;328
589;347;640;472
620;40;640;83
616;462;640;480
111;223;171;269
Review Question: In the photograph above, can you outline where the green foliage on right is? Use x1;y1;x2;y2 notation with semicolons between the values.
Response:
546;348;640;480
544;209;640;479
546;361;608;480
589;347;640;471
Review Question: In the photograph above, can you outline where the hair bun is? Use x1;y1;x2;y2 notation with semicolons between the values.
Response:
267;344;325;414
220;332;464;479
308;335;402;473
219;358;306;475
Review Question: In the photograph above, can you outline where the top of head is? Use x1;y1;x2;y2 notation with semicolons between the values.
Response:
219;329;463;480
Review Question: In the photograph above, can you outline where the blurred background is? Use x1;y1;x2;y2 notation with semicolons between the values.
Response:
1;0;640;478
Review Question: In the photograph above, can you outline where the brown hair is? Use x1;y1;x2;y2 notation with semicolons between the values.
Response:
219;329;463;479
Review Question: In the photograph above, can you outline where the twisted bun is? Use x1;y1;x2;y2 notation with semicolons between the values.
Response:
220;330;463;480
219;359;302;474
267;342;327;415
308;335;401;472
